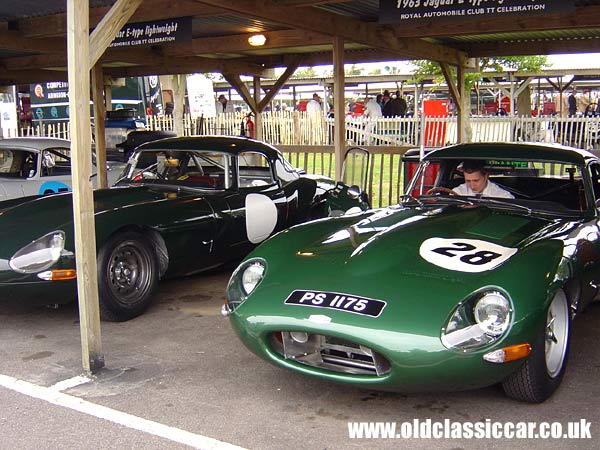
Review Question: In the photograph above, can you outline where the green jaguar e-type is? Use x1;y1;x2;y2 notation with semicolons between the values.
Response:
225;142;600;403
0;136;368;322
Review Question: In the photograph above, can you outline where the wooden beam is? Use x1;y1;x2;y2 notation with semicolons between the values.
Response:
172;29;332;56
440;63;460;108
67;0;104;374
92;64;108;189
333;35;344;181
258;57;302;111
223;73;257;114
0;70;68;86
253;76;262;140
89;0;144;67
15;0;225;38
278;0;349;6
193;0;466;64
0;30;65;53
106;58;268;78
459;37;600;58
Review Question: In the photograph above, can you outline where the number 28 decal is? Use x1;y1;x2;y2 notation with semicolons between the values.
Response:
419;238;517;273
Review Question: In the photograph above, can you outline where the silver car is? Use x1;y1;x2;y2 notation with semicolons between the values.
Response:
0;137;125;201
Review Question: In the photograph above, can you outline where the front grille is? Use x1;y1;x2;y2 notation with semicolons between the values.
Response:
270;332;391;376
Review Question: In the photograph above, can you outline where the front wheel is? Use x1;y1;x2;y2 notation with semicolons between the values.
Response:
97;231;158;321
502;289;571;402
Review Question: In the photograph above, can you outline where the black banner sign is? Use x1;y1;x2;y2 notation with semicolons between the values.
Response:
380;0;575;23
30;82;69;105
109;17;192;48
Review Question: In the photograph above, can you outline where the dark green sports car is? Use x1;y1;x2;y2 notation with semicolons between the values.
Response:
0;136;368;321
225;142;600;403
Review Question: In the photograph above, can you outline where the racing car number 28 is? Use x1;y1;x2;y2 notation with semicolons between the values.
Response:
419;237;517;273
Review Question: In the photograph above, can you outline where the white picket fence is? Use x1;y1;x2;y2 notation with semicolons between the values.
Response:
13;113;600;208
17;113;600;150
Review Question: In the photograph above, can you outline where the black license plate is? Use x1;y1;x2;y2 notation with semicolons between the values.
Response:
284;290;387;317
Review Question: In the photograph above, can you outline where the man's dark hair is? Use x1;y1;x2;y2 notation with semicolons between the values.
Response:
462;159;488;174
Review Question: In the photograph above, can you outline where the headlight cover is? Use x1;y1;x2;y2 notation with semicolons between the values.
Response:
9;231;65;274
225;258;266;312
441;288;512;352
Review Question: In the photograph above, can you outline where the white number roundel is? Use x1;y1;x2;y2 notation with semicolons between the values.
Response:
419;237;517;273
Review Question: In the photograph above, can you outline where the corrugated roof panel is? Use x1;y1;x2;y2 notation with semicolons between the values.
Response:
191;13;287;38
438;28;600;44
317;0;379;21
0;0;115;21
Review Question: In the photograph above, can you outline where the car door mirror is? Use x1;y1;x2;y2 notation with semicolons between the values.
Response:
347;184;361;199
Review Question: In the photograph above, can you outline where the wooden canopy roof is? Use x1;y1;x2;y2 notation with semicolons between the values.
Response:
1;0;600;86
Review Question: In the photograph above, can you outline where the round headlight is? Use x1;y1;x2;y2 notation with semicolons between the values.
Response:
474;292;511;336
241;261;265;296
9;231;65;274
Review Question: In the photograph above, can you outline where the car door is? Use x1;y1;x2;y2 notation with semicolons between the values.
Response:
36;147;73;195
220;151;289;260
578;162;600;309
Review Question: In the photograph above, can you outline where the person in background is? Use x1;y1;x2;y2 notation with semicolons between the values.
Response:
364;95;382;145
216;94;234;114
381;90;395;117
306;93;322;113
364;95;382;119
568;88;577;116
376;93;384;111
454;160;514;199
392;91;408;116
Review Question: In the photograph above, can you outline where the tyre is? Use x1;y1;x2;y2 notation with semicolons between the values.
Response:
97;231;158;321
502;289;571;402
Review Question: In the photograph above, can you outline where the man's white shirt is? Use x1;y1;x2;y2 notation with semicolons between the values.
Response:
306;99;322;113
364;99;382;118
454;181;514;198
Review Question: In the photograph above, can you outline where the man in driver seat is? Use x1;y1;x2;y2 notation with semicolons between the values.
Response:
454;160;514;199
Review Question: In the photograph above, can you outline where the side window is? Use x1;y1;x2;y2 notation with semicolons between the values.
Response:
589;163;600;203
274;157;299;183
42;147;71;177
238;152;275;188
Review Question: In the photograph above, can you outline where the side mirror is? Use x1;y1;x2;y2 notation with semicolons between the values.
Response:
347;184;361;200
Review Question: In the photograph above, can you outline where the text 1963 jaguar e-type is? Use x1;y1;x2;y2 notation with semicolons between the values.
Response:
0;136;368;321
224;142;600;402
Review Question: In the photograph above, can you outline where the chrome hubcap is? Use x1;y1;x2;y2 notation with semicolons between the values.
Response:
545;291;569;378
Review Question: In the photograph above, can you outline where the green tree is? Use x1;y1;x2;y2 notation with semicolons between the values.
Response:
345;64;364;76
292;66;318;78
412;56;549;138
412;56;548;90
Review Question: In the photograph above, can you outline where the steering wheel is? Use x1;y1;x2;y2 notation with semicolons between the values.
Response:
426;187;458;196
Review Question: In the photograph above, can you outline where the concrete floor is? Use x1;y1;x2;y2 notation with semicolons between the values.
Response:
0;269;599;450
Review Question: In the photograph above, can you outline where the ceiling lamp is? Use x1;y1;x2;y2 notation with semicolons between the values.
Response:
248;34;267;47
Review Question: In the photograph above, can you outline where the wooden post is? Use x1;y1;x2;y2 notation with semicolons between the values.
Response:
457;64;470;143
333;36;345;181
67;0;104;374
172;75;185;136
253;76;262;141
92;64;108;188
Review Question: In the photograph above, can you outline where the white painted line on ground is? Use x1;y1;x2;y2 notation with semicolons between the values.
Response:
0;374;246;450
50;375;92;391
